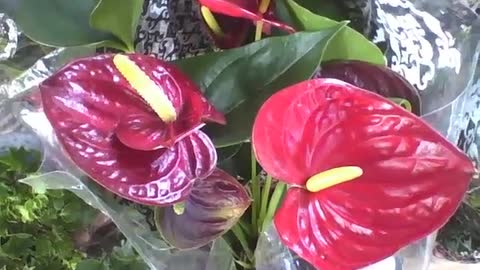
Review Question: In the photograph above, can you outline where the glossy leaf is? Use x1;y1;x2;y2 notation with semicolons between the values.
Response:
316;60;422;115
90;0;144;51
279;0;385;65
40;54;223;206
292;0;345;21
155;168;250;249
252;79;474;270
2;0;115;47
218;143;255;180
176;27;342;147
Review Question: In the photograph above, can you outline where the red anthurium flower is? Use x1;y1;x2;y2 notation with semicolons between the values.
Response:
198;0;295;48
252;79;474;270
40;53;225;206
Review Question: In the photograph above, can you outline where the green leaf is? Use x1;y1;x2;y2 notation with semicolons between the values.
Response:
110;244;148;270
35;236;52;256
2;0;116;47
218;143;257;180
16;205;35;222
90;0;144;52
176;27;342;147
281;0;385;65
75;259;106;270
293;0;346;21
2;234;34;256
0;183;9;197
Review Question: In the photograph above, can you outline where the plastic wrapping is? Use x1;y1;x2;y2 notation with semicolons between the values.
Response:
9;97;237;270
255;225;435;270
0;0;479;269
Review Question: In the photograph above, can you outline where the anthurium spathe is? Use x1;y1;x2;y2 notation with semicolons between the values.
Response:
40;53;225;206
198;0;294;48
252;79;474;270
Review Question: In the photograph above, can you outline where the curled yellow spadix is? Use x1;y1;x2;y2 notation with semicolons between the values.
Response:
113;54;177;123
201;6;224;37
306;166;363;193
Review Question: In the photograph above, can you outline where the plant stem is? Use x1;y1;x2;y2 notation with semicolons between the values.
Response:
254;0;271;41
261;182;287;232
250;147;259;232
238;218;253;238
231;224;254;260
258;174;272;231
235;259;254;269
255;22;264;41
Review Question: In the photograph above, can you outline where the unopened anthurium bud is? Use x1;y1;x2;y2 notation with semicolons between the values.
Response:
155;168;250;249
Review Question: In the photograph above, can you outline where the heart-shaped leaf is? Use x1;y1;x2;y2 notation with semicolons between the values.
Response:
2;0;117;47
278;0;385;65
176;27;343;147
292;0;345;21
90;0;144;52
155;168;250;249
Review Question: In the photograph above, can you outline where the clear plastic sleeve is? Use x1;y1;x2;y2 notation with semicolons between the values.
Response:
255;225;434;270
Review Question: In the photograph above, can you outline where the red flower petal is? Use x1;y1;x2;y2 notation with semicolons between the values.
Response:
199;0;295;34
40;53;222;206
253;79;474;270
207;13;251;49
45;112;216;205
40;54;224;150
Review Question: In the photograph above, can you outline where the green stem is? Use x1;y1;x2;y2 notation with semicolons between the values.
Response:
235;259;254;269
250;147;259;232
388;97;412;112
258;174;272;231
238;218;253;238
231;224;254;260
254;0;271;41
261;182;287;232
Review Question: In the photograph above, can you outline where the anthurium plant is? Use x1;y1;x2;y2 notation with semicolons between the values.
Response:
5;0;477;269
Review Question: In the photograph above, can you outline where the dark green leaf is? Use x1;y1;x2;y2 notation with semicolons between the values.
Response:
176;28;342;146
2;0;115;47
281;0;385;65
0;183;9;197
90;0;144;51
217;144;243;163
2;234;34;256
75;259;106;270
293;0;346;21
107;241;148;270
35;236;52;256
